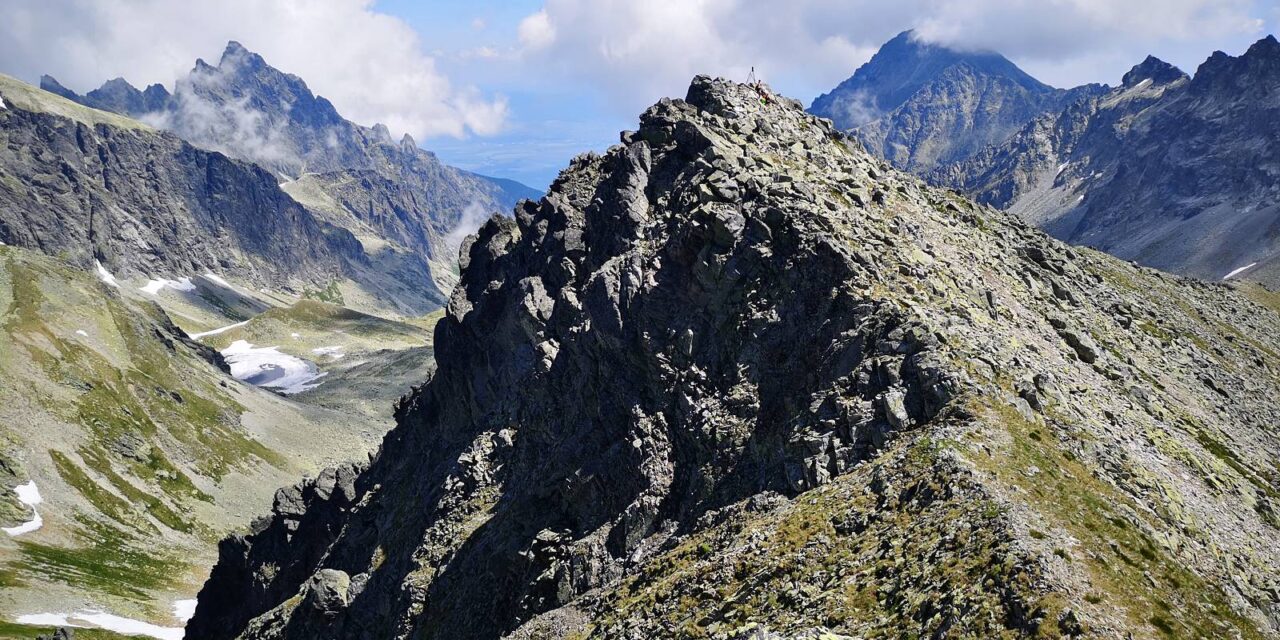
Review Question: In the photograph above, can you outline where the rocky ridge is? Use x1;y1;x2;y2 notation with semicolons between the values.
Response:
188;77;1280;639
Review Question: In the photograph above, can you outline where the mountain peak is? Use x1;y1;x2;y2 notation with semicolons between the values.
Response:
1121;55;1187;87
187;74;1280;640
1244;33;1280;59
221;40;251;60
37;73;165;115
38;74;77;100
216;40;269;74
810;29;1051;130
1192;34;1280;93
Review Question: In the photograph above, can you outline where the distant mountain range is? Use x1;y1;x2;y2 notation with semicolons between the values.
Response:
810;31;1105;173
19;41;539;316
812;31;1280;287
1;71;371;300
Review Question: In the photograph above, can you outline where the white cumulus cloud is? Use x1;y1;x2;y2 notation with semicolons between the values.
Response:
0;0;507;140
517;10;557;51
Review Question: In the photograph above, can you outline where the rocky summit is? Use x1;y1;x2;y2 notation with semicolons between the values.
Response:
188;77;1280;639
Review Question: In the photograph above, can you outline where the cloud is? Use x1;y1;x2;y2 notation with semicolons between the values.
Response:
517;10;557;51
911;0;1261;59
512;0;1268;110
140;54;299;173
444;200;498;253
0;0;507;140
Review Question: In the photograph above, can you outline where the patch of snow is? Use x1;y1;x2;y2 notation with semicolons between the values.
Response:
16;610;184;640
1133;78;1152;89
73;611;185;640
75;330;88;337
15;613;72;627
172;599;198;622
1055;162;1069;175
0;94;6;109
94;261;119;288
290;332;301;339
202;272;233;289
1223;262;1258;280
312;346;345;360
140;277;196;295
188;320;249;340
3;481;43;536
222;340;326;394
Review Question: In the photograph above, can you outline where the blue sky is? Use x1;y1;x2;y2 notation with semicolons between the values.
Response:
2;0;1278;189
376;0;629;187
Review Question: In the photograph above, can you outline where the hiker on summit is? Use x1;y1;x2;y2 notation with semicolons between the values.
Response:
747;66;772;105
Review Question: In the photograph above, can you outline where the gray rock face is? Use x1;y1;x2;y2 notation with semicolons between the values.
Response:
187;77;1280;640
809;30;1104;173
936;36;1280;286
304;569;351;614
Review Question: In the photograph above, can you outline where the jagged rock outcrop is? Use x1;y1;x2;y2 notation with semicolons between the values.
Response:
936;36;1280;286
810;30;1104;173
188;77;1280;639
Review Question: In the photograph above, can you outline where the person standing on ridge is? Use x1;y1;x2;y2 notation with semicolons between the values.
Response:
747;66;772;105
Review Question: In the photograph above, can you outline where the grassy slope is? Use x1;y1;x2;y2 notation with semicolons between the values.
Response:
0;246;380;627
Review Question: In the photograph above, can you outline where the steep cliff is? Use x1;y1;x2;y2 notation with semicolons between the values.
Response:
188;77;1280;639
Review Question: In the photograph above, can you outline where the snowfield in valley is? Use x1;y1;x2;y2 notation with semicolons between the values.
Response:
221;340;326;394
2;481;43;536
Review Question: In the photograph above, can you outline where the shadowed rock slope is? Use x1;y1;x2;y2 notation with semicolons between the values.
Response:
188;77;1280;639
